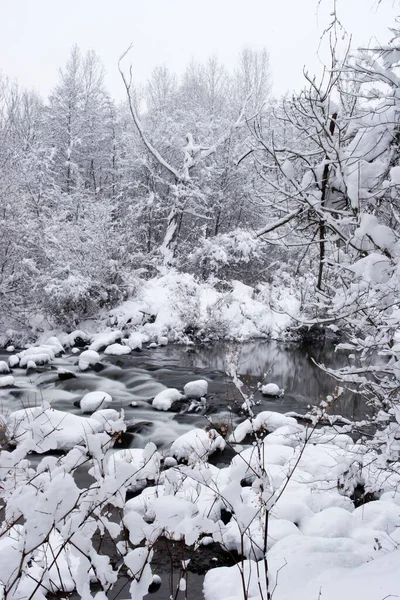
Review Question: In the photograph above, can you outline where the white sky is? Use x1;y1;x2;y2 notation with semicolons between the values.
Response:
1;0;399;100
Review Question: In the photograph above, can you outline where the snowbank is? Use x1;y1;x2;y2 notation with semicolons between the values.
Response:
107;271;299;343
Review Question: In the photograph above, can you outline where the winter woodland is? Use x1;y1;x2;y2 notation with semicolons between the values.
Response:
1;9;400;600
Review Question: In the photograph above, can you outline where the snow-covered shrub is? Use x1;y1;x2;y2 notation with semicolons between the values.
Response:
41;268;127;326
186;229;281;284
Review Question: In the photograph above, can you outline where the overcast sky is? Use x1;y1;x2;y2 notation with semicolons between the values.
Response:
1;0;398;100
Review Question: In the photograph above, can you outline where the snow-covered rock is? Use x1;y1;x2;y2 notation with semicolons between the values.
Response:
90;409;124;434
229;411;298;443
18;346;54;367
67;330;90;347
152;388;183;411
104;343;131;356
261;383;284;397
106;444;161;492
43;336;64;355
0;361;10;374
7;407;103;452
8;355;19;368
170;428;225;463
78;350;100;371
91;408;120;425
204;560;267;600
183;379;208;398
127;332;144;350
89;331;122;352
80;391;112;413
0;375;14;387
6;345;15;352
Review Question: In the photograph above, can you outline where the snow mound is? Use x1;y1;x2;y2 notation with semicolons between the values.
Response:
89;330;122;352
261;383;283;397
184;379;208;398
106;444;161;492
0;375;15;387
171;428;225;463
152;388;183;411
0;361;10;374
80;391;113;413
229;411;298;443
17;345;55;367
91;408;121;427
104;343;131;355
204;560;267;600
128;331;145;350
8;355;19;368
78;350;100;371
67;330;90;347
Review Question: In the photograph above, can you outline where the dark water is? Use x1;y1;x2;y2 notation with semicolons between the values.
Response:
0;341;365;600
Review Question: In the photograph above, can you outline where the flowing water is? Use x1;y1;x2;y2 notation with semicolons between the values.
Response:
0;340;366;443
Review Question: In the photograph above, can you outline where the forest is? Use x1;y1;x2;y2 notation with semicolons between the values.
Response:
1;5;400;600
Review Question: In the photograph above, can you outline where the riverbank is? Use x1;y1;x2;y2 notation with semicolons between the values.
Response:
0;271;314;349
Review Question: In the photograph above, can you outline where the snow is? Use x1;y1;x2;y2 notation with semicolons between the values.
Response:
18;347;53;367
229;411;298;443
104;343;131;355
3;383;400;600
204;560;267;600
106;444;161;492
183;379;208;398
78;349;100;370
0;375;15;387
8;355;19;368
127;331;145;350
106;271;299;343
170;428;225;463
7;406;104;451
300;549;400;600
152;387;183;411
91;408;121;428
80;391;113;413
353;213;397;253
0;361;10;374
89;330;122;352
67;330;90;346
261;383;283;396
